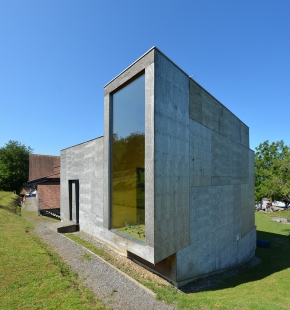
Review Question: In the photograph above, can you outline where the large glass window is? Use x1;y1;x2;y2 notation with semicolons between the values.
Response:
111;74;145;242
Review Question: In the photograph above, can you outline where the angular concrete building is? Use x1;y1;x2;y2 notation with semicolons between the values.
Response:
60;47;256;287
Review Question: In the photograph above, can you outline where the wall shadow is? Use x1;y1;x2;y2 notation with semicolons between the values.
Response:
181;228;290;293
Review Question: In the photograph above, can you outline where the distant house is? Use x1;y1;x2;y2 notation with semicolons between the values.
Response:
20;187;31;196
60;47;256;287
26;154;60;216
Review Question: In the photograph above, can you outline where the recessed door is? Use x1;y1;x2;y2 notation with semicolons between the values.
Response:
69;180;79;224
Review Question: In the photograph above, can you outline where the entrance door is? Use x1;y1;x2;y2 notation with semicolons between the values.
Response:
69;180;79;224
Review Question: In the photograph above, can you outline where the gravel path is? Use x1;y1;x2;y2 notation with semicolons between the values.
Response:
35;222;175;310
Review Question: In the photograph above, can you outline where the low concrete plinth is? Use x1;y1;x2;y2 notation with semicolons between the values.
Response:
50;221;79;233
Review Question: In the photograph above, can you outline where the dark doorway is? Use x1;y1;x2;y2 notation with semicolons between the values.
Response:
69;180;79;224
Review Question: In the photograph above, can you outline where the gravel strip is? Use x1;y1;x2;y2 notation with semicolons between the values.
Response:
35;222;174;310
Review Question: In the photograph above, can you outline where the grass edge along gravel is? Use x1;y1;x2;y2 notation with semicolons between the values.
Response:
0;192;106;310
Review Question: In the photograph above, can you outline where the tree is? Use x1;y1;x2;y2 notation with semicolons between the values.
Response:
112;132;145;175
0;140;33;193
255;140;290;204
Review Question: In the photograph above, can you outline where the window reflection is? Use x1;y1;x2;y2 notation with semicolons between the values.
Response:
111;74;145;242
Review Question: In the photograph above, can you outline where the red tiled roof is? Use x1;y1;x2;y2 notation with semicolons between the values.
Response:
29;154;60;181
47;173;60;179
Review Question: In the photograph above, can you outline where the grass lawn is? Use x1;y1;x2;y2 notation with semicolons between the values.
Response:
0;191;105;310
69;211;290;310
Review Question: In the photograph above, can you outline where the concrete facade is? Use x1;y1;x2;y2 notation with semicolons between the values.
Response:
61;137;104;229
61;47;256;287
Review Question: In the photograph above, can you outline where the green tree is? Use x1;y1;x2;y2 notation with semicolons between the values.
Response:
255;140;290;203
112;132;145;175
0;140;33;193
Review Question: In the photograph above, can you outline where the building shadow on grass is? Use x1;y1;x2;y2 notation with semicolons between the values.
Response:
180;229;290;293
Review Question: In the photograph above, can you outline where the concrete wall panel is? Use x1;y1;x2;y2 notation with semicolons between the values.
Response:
211;131;233;178
190;79;249;148
104;49;154;96
240;124;250;148
181;80;255;284
237;226;256;263
241;150;255;238
211;131;249;185
60;152;68;220
153;50;190;263
145;62;155;247
189;119;211;187
103;94;110;229
177;185;242;282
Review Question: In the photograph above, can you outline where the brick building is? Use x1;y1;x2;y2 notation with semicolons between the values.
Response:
27;154;60;216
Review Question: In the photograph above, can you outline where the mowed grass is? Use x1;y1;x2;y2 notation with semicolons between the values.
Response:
0;192;105;310
70;211;290;310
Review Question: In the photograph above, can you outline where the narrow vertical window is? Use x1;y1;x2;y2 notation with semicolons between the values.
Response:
111;74;145;242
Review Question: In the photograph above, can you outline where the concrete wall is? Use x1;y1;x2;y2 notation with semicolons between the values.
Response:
173;79;256;286
61;137;104;227
153;50;190;262
189;80;249;148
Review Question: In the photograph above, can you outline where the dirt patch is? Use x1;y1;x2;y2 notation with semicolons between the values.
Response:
271;217;290;224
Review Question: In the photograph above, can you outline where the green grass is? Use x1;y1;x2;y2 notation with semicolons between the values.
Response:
69;211;290;310
81;253;93;261
67;234;115;264
0;190;21;215
0;192;106;310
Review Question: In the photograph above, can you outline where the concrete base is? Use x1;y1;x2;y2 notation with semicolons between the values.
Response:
50;221;79;233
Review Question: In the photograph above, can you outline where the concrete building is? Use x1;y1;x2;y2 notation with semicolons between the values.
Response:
60;47;256;287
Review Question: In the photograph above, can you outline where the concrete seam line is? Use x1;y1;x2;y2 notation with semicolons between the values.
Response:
62;234;157;298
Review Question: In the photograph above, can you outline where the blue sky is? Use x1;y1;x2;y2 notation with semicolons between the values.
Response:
1;0;289;155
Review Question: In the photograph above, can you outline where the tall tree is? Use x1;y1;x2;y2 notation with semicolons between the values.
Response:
255;140;290;203
0;140;33;193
